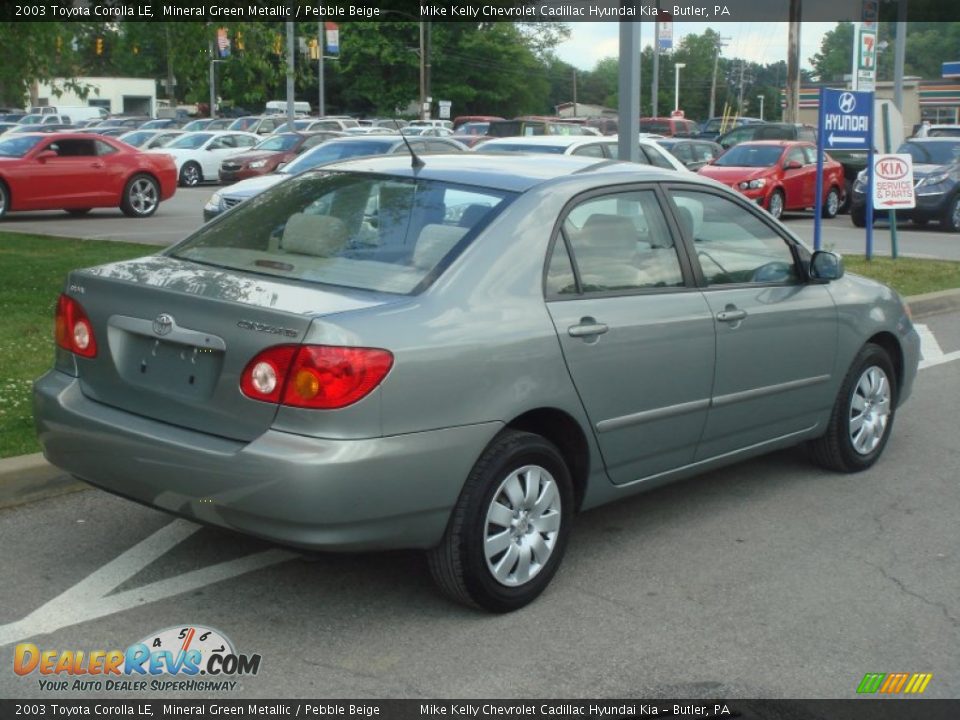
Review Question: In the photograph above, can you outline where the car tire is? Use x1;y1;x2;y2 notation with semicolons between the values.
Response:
0;181;9;219
838;179;853;214
767;189;785;220
821;187;840;219
427;429;574;612
809;343;897;473
65;208;92;216
851;207;867;228
912;218;928;227
941;194;960;233
179;162;202;187
120;174;160;218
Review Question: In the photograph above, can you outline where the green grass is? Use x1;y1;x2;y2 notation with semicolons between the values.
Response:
843;255;960;297
0;232;150;458
0;231;957;459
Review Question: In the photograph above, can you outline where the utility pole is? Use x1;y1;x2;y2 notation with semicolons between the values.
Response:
165;25;176;104
652;19;659;117
893;0;907;111
208;31;216;119
758;94;765;120
737;60;746;114
785;0;802;123
318;21;324;116
617;22;641;162
285;22;295;124
708;36;730;119
572;69;578;117
424;22;432;120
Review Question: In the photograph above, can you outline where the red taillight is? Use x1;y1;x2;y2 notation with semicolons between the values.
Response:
54;294;97;358
240;345;393;409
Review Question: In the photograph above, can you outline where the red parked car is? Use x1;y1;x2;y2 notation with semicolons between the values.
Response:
698;140;846;220
0;132;176;218
218;131;337;183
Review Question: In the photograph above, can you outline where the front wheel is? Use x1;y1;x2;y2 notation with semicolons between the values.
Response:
767;189;785;220
821;187;840;219
179;162;202;187
428;430;574;612
851;206;867;228
121;174;160;218
941;194;960;233
809;343;897;473
0;181;8;219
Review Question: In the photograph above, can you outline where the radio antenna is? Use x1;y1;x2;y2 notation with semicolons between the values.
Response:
398;130;425;169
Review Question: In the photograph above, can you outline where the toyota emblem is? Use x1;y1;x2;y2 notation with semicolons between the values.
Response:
153;314;174;336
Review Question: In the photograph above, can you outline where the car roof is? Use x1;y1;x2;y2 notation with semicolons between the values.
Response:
905;136;960;143
480;135;605;148
321;152;680;193
735;140;803;147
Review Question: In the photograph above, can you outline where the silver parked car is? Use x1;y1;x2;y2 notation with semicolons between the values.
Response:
34;154;920;612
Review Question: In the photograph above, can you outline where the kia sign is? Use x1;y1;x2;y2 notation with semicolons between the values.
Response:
873;154;915;210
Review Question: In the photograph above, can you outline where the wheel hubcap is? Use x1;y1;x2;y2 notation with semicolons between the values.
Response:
828;191;838;215
130;179;157;214
770;194;783;218
484;464;561;587
849;366;891;455
952;199;960;228
185;166;198;184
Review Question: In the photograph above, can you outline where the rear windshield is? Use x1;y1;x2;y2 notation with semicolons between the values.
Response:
640;120;671;134
170;172;514;295
281;140;395;174
254;134;302;152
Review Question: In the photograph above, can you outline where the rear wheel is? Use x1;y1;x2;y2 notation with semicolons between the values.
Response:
767;189;785;220
65;208;92;216
428;430;574;612
179;162;201;187
838;179;853;214
851;206;867;228
120;174;160;218
0;181;8;219
821;187;841;219
809;343;897;473
942;194;960;233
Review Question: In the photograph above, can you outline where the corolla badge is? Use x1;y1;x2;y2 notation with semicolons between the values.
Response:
153;313;174;336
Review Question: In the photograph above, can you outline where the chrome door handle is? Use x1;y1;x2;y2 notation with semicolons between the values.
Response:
568;321;609;338
716;309;747;323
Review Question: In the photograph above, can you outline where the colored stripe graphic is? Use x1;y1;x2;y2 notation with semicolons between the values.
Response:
857;673;886;693
857;672;932;694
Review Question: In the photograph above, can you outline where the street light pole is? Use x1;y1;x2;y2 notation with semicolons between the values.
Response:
674;63;685;112
758;94;765;120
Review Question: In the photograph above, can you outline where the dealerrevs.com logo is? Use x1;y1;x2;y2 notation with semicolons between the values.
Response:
13;625;261;693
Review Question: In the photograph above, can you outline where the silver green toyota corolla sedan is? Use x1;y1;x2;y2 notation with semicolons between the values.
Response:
34;153;920;612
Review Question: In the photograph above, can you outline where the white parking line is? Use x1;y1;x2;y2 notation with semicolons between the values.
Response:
0;520;297;648
915;323;960;370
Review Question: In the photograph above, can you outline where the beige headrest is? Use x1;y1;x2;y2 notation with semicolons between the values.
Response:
281;213;348;256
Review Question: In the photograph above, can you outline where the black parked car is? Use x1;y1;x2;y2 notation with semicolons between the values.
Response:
716;122;817;150
850;138;960;232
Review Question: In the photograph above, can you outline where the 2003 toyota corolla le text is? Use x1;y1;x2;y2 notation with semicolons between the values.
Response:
33;153;920;612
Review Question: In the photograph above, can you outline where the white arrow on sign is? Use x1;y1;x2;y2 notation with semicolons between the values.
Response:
828;133;866;146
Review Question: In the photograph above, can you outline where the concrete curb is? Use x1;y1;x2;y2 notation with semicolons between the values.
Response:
0;453;87;510
2;287;959;511
905;288;960;320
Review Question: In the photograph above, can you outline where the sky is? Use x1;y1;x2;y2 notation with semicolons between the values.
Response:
555;22;839;71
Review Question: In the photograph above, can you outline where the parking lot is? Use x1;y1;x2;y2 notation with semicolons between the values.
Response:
1;310;959;699
4;184;960;262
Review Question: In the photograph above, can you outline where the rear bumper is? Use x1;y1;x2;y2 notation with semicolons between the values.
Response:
34;371;500;551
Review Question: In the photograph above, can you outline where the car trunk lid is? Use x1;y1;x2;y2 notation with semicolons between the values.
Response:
68;255;399;441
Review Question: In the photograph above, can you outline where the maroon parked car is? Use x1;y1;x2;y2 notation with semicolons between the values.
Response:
218;132;338;183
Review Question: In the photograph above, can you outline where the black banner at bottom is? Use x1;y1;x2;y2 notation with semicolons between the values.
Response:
1;700;959;720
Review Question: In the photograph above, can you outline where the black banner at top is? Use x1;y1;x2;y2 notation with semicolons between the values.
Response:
1;0;958;24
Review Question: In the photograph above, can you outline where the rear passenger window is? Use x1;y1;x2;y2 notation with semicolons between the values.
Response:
556;191;685;293
572;144;605;158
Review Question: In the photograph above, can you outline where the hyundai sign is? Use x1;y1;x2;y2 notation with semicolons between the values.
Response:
821;88;872;149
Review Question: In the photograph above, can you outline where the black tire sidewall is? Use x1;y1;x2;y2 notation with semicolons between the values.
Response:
943;195;960;232
459;434;574;612
0;181;8;218
835;345;898;471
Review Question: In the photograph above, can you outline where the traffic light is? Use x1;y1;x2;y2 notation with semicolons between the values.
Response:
95;37;103;55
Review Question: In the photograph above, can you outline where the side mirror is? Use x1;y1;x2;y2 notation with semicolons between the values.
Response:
36;150;57;162
810;250;844;281
784;160;803;170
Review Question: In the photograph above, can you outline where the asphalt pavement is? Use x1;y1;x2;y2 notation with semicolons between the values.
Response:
4;185;959;261
1;327;958;700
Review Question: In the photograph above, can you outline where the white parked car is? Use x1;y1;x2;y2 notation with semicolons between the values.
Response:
475;135;690;172
146;131;259;186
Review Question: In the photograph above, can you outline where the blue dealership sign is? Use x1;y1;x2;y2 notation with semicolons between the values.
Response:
821;88;873;150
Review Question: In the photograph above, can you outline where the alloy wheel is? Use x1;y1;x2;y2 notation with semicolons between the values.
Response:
128;178;158;216
849;365;892;455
